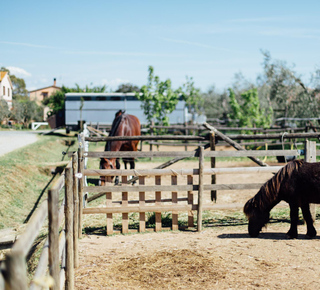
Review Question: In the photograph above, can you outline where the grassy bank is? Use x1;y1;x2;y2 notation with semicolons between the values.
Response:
0;134;78;230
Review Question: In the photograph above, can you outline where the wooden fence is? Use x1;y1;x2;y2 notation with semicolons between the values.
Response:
86;124;320;151
1;130;318;288
1;152;80;290
79;138;306;235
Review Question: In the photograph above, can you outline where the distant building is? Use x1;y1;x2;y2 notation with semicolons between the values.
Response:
65;93;188;132
0;71;13;109
29;78;61;106
29;78;61;119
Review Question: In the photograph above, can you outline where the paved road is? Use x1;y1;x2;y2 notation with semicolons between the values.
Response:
0;131;40;157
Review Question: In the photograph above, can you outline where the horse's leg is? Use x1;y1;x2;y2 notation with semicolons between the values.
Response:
301;203;317;238
287;203;299;239
115;158;120;185
123;158;128;169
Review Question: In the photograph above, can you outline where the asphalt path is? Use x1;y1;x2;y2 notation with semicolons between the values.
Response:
0;131;40;157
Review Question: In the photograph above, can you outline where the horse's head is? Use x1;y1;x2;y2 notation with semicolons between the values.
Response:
99;158;117;185
243;197;270;237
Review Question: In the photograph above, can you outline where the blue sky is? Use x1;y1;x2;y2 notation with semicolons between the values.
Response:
1;0;320;92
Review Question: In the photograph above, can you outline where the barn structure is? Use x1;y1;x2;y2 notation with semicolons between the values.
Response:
65;92;193;132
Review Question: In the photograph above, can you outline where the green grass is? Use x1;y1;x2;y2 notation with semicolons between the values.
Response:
0;134;78;230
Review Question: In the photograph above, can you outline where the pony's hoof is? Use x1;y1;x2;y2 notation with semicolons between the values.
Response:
306;230;316;239
286;231;297;239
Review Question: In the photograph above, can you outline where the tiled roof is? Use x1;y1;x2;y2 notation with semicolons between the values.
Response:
29;85;61;92
0;71;7;81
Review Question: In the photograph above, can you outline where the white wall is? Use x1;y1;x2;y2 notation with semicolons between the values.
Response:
0;74;13;109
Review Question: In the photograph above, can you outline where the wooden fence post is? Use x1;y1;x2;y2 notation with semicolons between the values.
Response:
155;176;162;232
150;121;154;160
139;176;146;232
78;147;84;238
72;152;79;268
210;132;217;202
171;175;178;230
197;146;204;232
187;175;194;228
65;166;74;290
106;189;113;236
184;122;188;151
122;176;129;234
304;140;317;221
48;188;60;290
5;250;28;290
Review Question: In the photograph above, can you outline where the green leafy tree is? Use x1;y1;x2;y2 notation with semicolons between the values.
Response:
181;76;203;117
136;66;180;132
43;89;66;116
228;88;273;130
44;84;108;117
115;83;140;93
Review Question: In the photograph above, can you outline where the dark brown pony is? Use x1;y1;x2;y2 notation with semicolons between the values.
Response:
244;159;320;238
100;110;140;185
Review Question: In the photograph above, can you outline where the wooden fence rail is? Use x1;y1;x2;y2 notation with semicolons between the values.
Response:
3;152;80;290
84;149;300;159
78;143;305;236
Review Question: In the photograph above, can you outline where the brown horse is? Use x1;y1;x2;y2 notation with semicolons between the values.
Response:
100;110;140;185
244;159;320;238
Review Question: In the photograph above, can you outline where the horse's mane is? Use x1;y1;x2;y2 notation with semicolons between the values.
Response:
105;113;125;151
244;159;304;217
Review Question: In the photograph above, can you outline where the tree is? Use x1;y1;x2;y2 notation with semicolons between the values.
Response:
44;84;108;117
228;88;273;130
0;100;10;123
257;51;319;121
136;66;180;131
0;67;29;101
180;76;203;118
43;88;66;116
202;86;229;120
11;100;43;128
115;83;140;93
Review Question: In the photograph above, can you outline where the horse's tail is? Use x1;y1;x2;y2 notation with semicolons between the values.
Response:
244;159;304;218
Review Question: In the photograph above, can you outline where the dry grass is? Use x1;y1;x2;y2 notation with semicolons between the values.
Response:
75;249;226;289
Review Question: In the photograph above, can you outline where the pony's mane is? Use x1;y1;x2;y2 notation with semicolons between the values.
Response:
105;114;125;151
244;159;304;217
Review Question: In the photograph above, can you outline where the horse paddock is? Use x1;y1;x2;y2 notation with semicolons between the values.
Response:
75;157;320;289
75;223;320;289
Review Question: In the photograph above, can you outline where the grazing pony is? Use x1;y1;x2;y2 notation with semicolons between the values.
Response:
100;110;141;185
244;159;320;238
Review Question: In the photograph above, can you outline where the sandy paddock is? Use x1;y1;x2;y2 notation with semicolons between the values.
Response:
75;145;320;289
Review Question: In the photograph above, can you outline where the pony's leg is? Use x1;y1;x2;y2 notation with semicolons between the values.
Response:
301;204;317;238
287;203;299;239
115;158;121;185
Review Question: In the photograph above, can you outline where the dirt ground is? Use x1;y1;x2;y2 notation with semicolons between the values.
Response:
75;145;320;289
